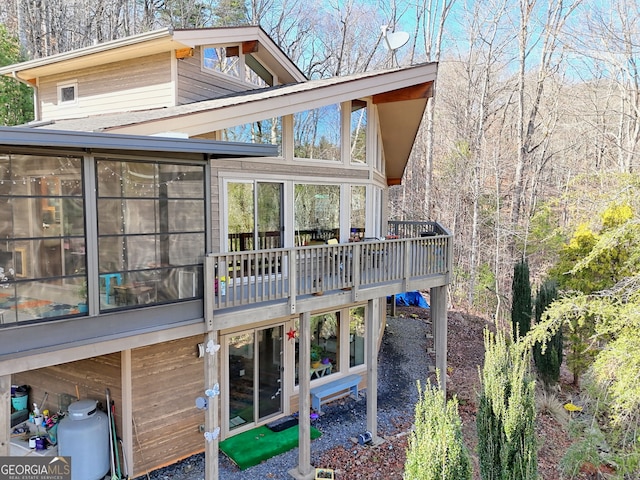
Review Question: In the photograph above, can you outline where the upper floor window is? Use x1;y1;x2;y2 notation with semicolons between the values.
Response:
202;46;272;88
219;117;282;156
294;104;341;161
57;81;78;105
350;100;367;164
203;46;240;78
0;153;86;326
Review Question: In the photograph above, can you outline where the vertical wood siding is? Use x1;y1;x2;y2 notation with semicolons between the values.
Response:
130;336;204;477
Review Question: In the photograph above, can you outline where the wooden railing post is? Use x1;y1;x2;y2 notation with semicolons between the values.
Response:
288;248;297;314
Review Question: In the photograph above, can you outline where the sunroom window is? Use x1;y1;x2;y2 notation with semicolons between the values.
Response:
294;104;341;161
350;100;367;164
350;185;366;240
96;160;206;310
294;184;340;245
219;118;282;155
0;153;86;325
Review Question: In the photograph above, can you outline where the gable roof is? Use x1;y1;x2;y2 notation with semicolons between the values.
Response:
0;26;306;85
28;63;437;185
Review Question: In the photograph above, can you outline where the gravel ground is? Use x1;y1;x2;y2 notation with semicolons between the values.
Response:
137;313;432;480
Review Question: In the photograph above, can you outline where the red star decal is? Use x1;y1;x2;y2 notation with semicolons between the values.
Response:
287;328;297;340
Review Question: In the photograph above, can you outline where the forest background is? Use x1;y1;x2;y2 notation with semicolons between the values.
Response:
2;0;639;323
2;1;640;477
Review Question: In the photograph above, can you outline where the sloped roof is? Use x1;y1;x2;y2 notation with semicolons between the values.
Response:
28;63;437;185
0;26;306;84
0;126;278;158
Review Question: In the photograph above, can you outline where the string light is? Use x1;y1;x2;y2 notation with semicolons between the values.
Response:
0;161;197;190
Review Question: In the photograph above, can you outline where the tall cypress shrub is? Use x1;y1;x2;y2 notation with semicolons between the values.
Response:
511;259;532;340
404;379;472;480
477;329;537;480
533;280;563;387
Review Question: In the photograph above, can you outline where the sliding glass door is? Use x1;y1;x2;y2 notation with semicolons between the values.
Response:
227;325;284;432
227;181;283;252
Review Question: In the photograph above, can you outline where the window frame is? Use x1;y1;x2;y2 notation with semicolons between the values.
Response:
57;80;78;105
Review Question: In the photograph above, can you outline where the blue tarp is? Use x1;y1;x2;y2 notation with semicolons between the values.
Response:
389;291;429;308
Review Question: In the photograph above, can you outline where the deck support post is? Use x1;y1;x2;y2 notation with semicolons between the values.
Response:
1;375;9;456
204;255;219;480
121;350;134;479
431;285;448;392
366;299;383;445
289;312;314;479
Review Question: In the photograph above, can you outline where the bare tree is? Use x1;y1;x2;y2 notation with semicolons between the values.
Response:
565;1;640;173
511;0;582;255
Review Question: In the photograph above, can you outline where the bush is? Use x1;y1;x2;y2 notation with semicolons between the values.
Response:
511;259;532;340
404;379;472;480
477;329;537;480
533;279;563;388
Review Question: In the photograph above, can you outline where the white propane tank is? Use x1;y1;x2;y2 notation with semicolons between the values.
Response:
58;399;110;480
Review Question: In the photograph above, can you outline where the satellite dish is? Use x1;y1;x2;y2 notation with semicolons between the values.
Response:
381;25;410;51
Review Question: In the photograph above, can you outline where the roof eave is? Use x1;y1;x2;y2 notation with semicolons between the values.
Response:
0;26;306;84
0;126;278;158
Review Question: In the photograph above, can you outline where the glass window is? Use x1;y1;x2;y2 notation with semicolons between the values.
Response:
294;104;341;161
220;118;281;156
203;46;240;78
350;100;367;164
349;306;365;367
227;181;283;252
294;184;340;244
0;153;86;325
202;46;272;87
58;81;78;104
294;312;341;385
350;186;366;241
96;160;205;310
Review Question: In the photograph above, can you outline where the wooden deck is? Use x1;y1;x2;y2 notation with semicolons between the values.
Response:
207;226;451;328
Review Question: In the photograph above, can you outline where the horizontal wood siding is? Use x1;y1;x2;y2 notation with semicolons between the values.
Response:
12;354;122;438
39;52;173;121
177;46;253;105
211;158;370;180
130;336;204;477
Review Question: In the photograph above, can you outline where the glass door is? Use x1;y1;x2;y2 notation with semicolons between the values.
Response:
228;332;255;429
257;325;283;419
227;325;284;432
227;181;283;252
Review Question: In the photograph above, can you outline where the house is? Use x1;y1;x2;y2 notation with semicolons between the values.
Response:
0;26;448;479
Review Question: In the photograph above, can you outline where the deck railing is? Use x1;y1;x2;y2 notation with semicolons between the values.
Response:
209;222;451;311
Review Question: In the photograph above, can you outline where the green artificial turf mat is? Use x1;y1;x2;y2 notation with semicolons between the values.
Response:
219;424;322;470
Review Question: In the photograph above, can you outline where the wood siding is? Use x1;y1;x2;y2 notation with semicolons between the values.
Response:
12;354;122;446
39;52;173;121
177;46;255;105
130;336;204;477
12;354;121;414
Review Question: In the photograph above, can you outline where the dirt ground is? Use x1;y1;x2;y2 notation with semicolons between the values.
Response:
316;305;583;480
